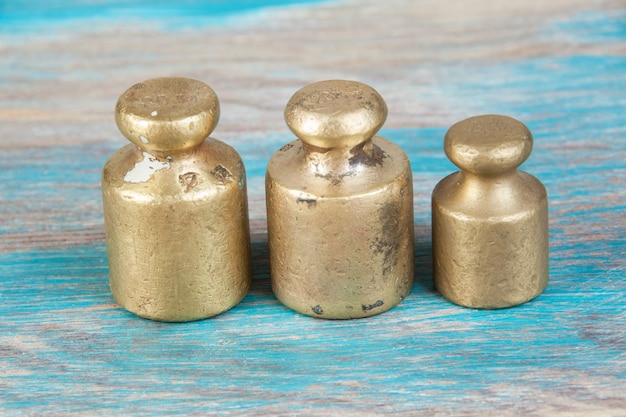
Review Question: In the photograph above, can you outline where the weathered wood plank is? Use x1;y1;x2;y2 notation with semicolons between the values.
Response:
0;0;624;415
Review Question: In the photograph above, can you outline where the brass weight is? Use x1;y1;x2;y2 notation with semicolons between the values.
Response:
102;77;252;321
266;80;415;319
432;114;549;309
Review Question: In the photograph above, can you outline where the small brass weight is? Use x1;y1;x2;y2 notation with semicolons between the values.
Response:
102;77;252;321
266;80;415;319
432;114;549;309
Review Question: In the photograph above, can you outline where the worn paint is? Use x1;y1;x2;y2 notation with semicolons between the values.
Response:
0;0;331;33
123;151;170;183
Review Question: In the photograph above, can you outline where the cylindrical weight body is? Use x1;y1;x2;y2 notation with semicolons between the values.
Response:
103;140;251;321
432;171;548;308
267;137;414;319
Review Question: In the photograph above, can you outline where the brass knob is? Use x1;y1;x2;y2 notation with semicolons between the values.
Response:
444;115;533;175
115;77;219;154
284;79;387;150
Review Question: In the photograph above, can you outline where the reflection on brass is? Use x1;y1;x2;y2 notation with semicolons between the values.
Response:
432;114;548;309
266;80;415;319
102;77;251;322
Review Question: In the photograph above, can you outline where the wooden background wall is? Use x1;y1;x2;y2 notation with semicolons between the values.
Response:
1;0;625;415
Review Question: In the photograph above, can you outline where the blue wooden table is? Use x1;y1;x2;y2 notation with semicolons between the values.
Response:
1;1;625;415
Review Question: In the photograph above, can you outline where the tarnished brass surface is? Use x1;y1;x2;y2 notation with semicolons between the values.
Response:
266;80;415;319
432;115;549;309
102;77;252;322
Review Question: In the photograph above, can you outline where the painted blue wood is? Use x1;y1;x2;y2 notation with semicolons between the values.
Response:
0;1;625;415
0;0;329;31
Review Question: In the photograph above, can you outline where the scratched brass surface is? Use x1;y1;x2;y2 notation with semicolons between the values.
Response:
102;77;252;322
432;115;549;309
266;80;414;319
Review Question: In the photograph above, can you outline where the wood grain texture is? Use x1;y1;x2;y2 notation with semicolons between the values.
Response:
0;0;625;415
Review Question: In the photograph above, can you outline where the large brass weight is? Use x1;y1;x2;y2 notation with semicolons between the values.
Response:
102;77;252;322
266;80;415;319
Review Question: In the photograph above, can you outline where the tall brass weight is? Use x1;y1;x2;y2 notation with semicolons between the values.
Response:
102;77;252;321
432;115;549;309
266;80;415;319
